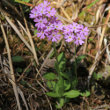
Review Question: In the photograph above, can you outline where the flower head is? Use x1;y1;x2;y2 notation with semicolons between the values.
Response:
63;24;73;34
37;31;46;39
29;0;89;44
80;27;89;36
46;7;56;17
64;33;75;42
34;17;47;29
48;31;61;42
54;22;63;30
74;35;85;45
29;8;38;18
72;22;83;33
45;24;54;32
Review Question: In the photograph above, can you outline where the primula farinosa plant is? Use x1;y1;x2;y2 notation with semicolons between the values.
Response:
29;0;89;45
30;0;90;109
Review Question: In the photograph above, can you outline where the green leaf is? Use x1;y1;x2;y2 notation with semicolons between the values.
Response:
59;72;70;80
80;91;90;97
64;80;71;91
93;72;102;80
55;52;66;73
57;52;64;63
71;77;78;89
55;52;66;72
76;55;86;64
25;68;31;73
34;29;38;35
12;56;24;62
46;92;60;98
58;60;66;71
43;72;57;80
16;68;22;73
54;62;59;73
22;0;30;2
15;0;30;3
55;77;64;97
46;81;56;90
88;38;93;42
56;98;65;109
63;90;80;98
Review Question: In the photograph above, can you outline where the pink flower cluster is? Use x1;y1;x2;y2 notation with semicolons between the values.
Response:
29;0;89;45
63;23;89;45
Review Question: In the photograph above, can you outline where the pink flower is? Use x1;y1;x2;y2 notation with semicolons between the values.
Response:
37;31;45;39
48;31;61;42
34;17;47;29
64;33;75;42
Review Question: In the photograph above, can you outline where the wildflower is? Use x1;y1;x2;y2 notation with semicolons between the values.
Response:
44;24;54;32
72;22;82;33
49;16;58;24
54;22;63;30
43;0;50;7
29;0;89;44
63;25;73;34
80;27;89;36
64;33;75;42
74;35;85;45
37;31;45;39
46;7;56;17
48;31;61;42
29;8;38;18
37;6;47;16
35;17;47;29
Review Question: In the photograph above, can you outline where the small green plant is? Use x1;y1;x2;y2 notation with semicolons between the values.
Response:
15;0;30;3
93;72;103;80
43;52;90;109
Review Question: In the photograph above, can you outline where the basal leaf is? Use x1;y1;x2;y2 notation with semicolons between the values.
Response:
46;81;56;90
57;52;64;63
55;77;64;97
59;72;70;80
76;55;86;64
56;98;65;109
43;72;57;80
63;90;80;98
46;92;60;98
58;60;66;71
12;56;24;62
80;91;90;97
64;80;71;91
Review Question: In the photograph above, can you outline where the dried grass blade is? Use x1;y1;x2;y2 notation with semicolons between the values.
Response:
0;23;22;110
98;6;110;50
88;7;110;82
4;15;33;53
24;18;39;65
17;20;39;65
17;87;29;110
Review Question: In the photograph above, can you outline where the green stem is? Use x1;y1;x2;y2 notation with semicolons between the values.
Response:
74;45;78;80
53;43;59;73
